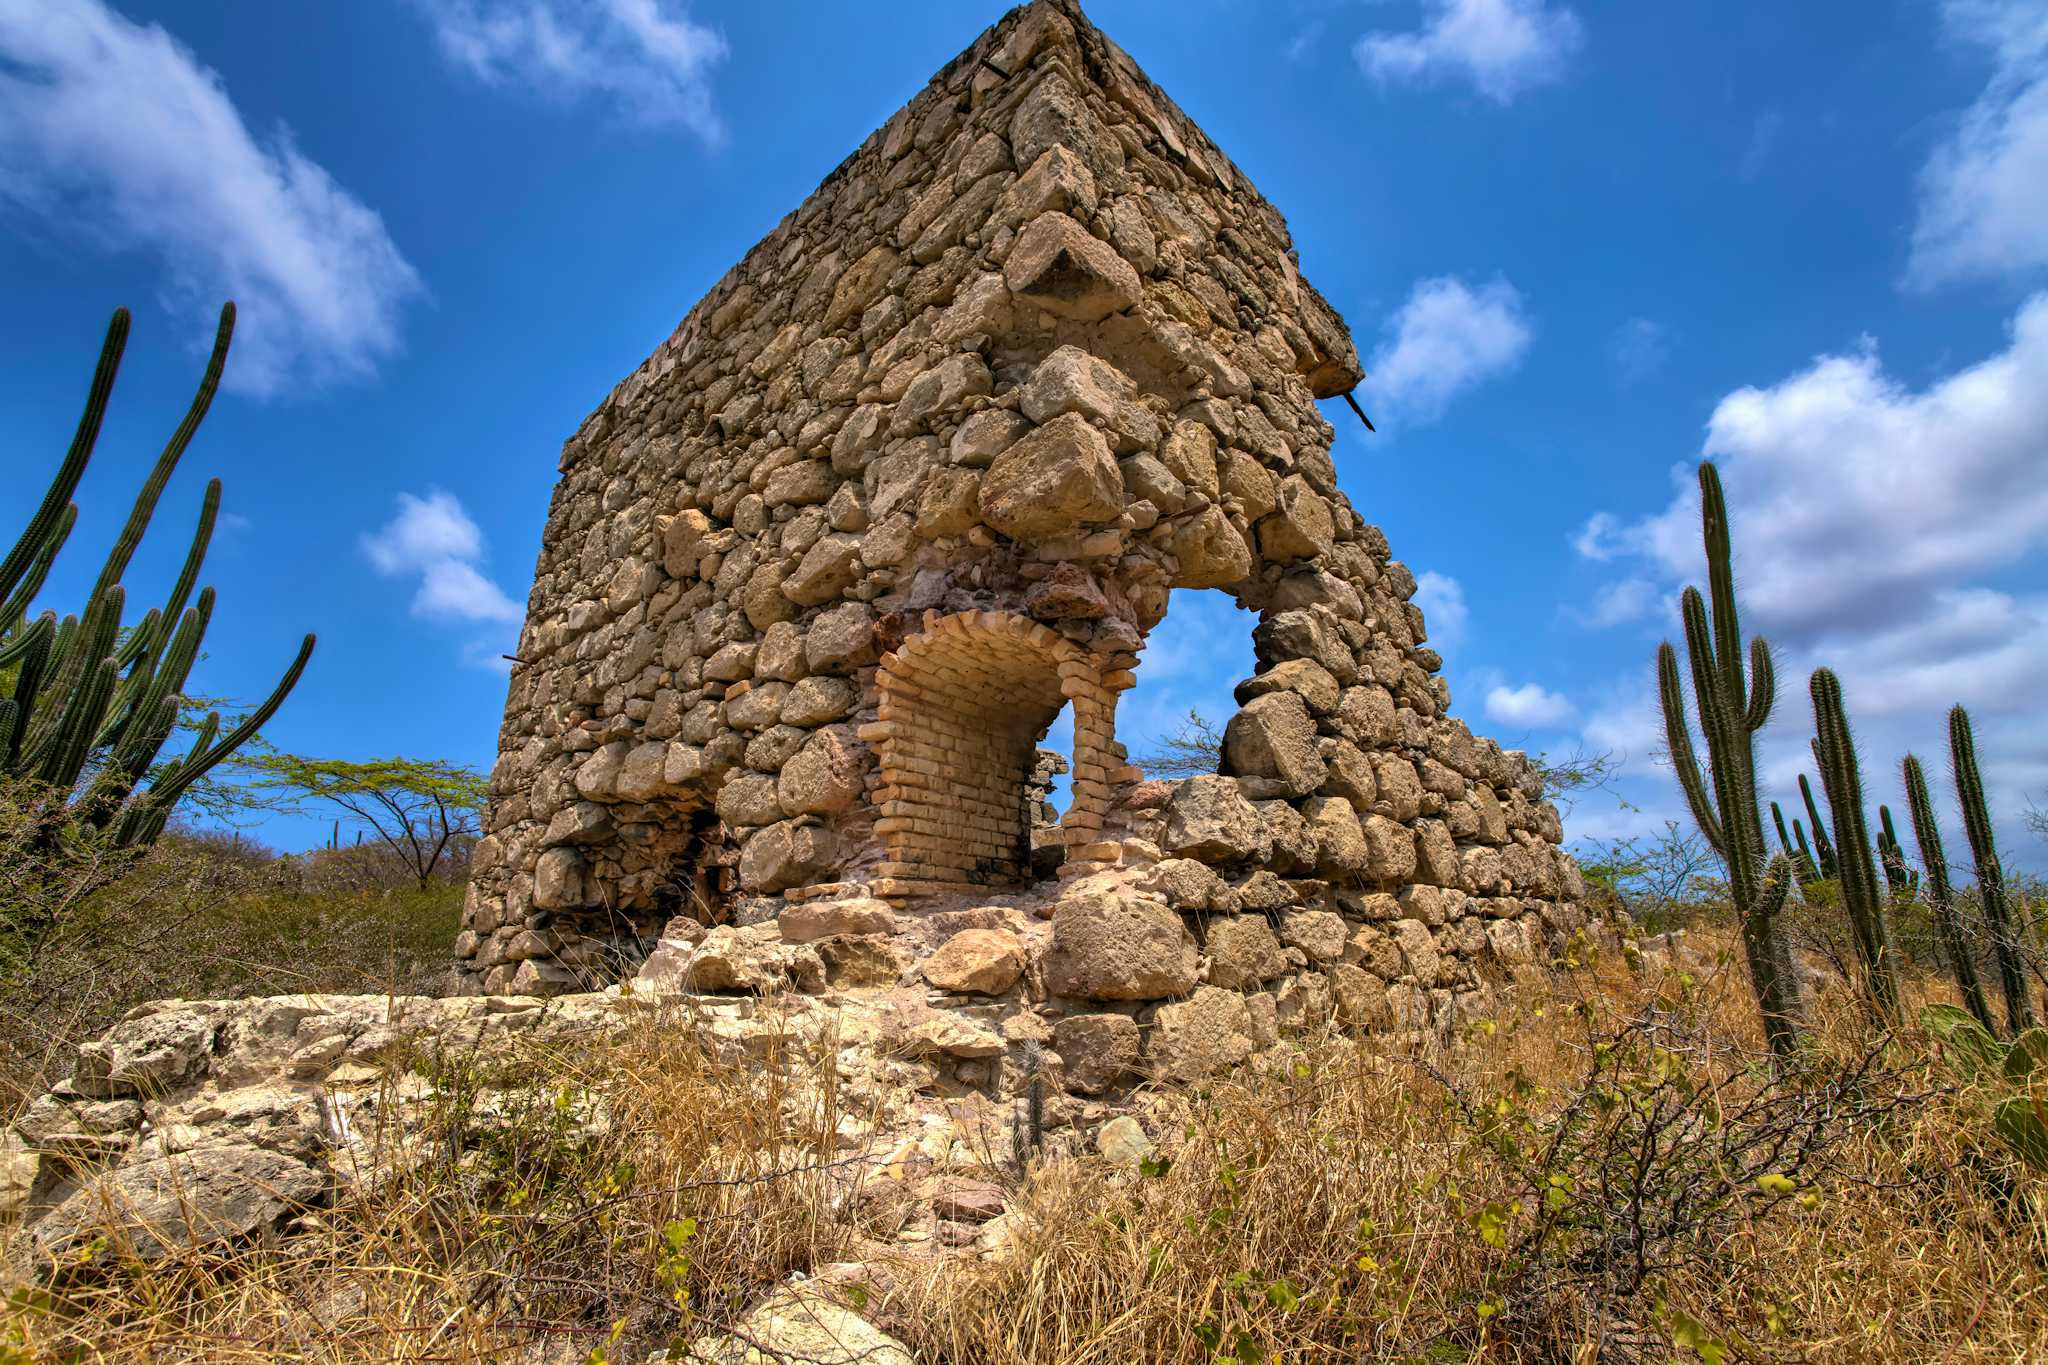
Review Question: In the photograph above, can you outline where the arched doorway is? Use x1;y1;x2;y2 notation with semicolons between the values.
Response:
866;610;1122;899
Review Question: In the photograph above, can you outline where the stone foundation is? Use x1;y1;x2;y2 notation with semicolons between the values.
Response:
458;0;1589;1040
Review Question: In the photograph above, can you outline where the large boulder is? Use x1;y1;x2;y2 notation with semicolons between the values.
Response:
1052;1013;1141;1095
30;1143;324;1263
920;928;1026;995
1041;893;1197;1000
1168;505;1252;588
738;820;837;892
1160;776;1268;864
1148;986;1257;1083
1004;211;1142;322
978;412;1124;541
1222;692;1327;798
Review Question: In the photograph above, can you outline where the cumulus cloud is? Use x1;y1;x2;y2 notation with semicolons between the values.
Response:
1356;0;1585;104
1414;570;1470;653
363;490;524;628
1367;276;1532;426
415;0;728;143
0;0;420;395
1907;0;2048;288
1578;294;2048;855
1574;575;1659;628
1485;681;1575;728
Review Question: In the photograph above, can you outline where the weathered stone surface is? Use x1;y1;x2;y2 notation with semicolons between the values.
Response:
1148;986;1256;1082
1362;815;1418;882
738;820;837;892
1004;212;1142;321
1053;1013;1141;1095
1302;795;1368;878
1223;692;1327;798
1203;915;1288;990
978;411;1123;541
1169;505;1252;588
1160;776;1267;864
31;1143;324;1263
1280;910;1349;962
690;1284;914;1365
777;728;861;817
1096;1114;1154;1165
778;897;900;943
920;928;1025;995
1042;894;1197;1000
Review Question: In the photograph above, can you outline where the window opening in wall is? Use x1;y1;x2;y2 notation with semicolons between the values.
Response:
1123;589;1257;779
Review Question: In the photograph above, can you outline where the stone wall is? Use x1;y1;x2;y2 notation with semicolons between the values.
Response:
458;0;1589;1055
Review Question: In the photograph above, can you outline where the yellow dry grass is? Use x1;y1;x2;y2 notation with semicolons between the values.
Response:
6;927;2047;1363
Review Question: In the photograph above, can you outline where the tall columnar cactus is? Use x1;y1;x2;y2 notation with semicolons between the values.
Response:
1771;800;1822;889
1797;773;1839;882
1808;668;1899;1023
1;305;315;856
1950;706;2035;1033
1656;462;1800;1054
1903;753;1995;1034
1876;805;1917;899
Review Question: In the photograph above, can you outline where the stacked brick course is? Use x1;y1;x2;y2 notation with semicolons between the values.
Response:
458;0;1590;1080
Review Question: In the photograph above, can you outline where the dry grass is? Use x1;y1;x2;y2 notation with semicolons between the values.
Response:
7;928;2048;1363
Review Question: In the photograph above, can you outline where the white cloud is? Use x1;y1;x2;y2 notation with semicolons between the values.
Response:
1579;294;2048;858
0;0;420;395
363;490;523;625
1356;0;1585;104
1906;0;2048;287
1576;575;1659;628
1613;317;1674;381
1414;570;1469;653
1484;681;1574;728
415;0;728;144
1367;275;1532;426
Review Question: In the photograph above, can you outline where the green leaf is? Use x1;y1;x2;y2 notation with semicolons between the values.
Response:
1920;1003;2003;1078
2003;1028;2048;1083
1265;1279;1299;1311
1139;1154;1172;1179
1992;1096;2048;1172
1755;1173;1795;1195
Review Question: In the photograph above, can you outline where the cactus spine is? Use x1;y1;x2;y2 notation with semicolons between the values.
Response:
1808;669;1899;1023
1656;462;1800;1054
1;305;315;864
1876;805;1917;898
1797;773;1839;882
1950;706;2035;1033
1903;754;1995;1034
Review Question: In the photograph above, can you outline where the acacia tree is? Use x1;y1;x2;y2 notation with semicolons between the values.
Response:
241;754;488;889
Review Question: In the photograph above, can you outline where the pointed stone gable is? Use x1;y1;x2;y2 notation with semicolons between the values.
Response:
460;0;1587;1038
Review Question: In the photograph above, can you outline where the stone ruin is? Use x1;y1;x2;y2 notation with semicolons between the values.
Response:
456;0;1591;1075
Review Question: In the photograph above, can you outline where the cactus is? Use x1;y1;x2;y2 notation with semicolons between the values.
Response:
1656;462;1800;1054
1771;801;1822;889
1876;805;1918;898
1808;669;1900;1023
1904;753;1995;1033
1921;1004;2048;1173
1;305;315;868
1951;706;2035;1033
1797;773;1839;882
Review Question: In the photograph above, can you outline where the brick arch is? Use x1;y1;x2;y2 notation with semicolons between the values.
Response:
866;609;1122;899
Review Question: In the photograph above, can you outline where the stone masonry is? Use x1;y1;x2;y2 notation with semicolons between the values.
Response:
456;0;1591;1067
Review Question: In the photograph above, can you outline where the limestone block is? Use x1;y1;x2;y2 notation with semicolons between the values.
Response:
724;682;789;732
1054;1013;1140;1095
755;622;807;682
30;1144;324;1264
1321;744;1378;810
978;411;1123;541
1042;893;1197;1000
1413;819;1461;888
1337;684;1397;747
1160;420;1221;500
1222;692;1326;799
1301;795;1368;878
1371;754;1423;821
1203;915;1287;990
1144;857;1227;911
1361;815;1417;882
1220;449;1276;521
1019;344;1130;428
532;847;588;910
1390;918;1442;986
1147;986;1255;1083
778;728;862;816
996;145;1099;228
950;409;1032;468
1004;212;1142;322
915;466;983;538
613;742;677;802
1330;963;1391;1029
1168;505;1252;589
1255;475;1336;565
1160;776;1268;864
739;820;838;892
805;602;877;675
1008;71;1124;180
892;352;993;434
1022;561;1109;620
921;928;1025;995
779;897;900;943
717;773;785;828
1254;608;1357;685
1279;910;1347;962
1235;658;1339;716
781;675;856;726
573;742;629;800
825;244;902;330
783;533;864;605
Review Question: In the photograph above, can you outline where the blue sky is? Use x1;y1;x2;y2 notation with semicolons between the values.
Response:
3;0;2045;868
